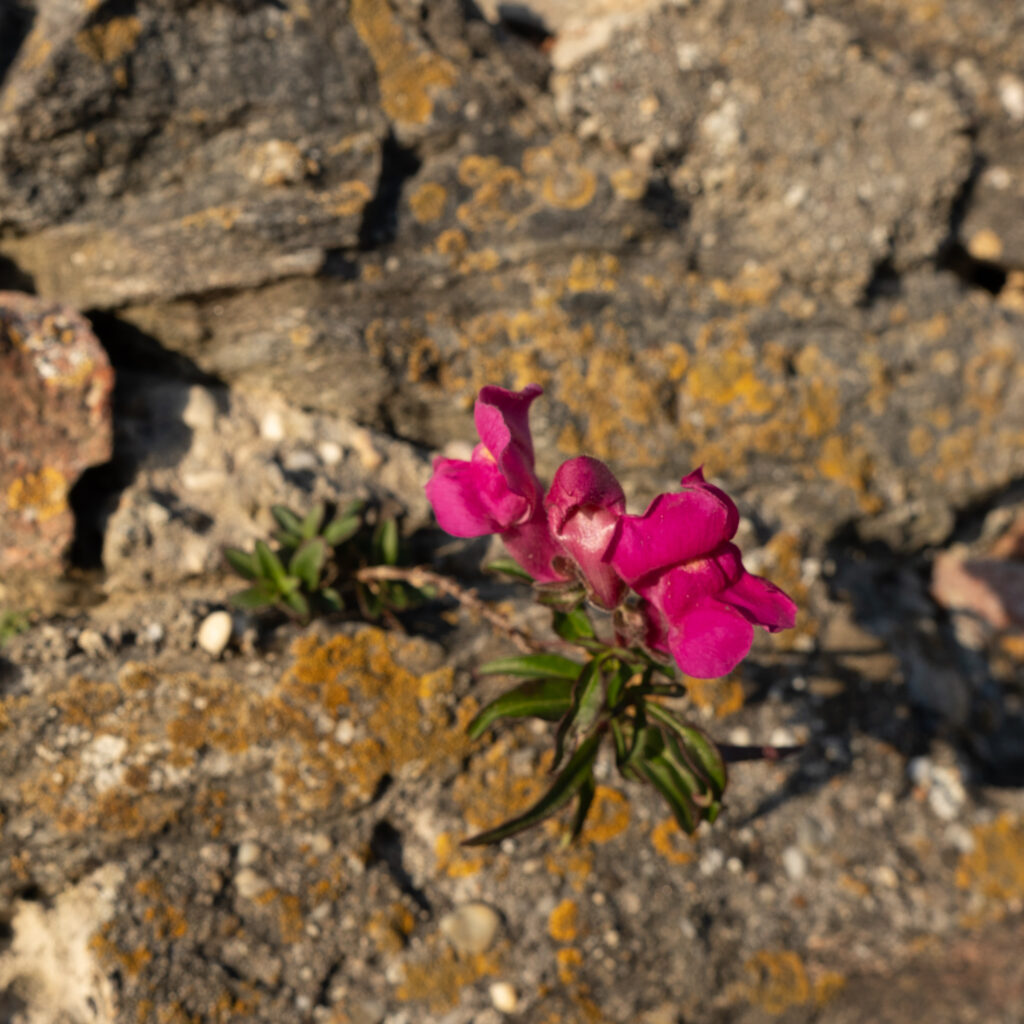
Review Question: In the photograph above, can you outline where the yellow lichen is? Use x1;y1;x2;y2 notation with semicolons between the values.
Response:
409;182;447;224
556;947;583;985
650;818;694;865
955;815;1024;902
742;950;845;1014
548;899;579;943
577;786;630;844
75;16;143;63
609;166;648;201
684;675;746;717
318;180;373;217
395;940;503;1012
6;466;68;522
350;0;456;125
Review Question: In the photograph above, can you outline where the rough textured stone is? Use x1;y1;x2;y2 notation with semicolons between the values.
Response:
0;291;114;575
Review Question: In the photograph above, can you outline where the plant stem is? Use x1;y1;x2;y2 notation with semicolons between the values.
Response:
355;565;541;652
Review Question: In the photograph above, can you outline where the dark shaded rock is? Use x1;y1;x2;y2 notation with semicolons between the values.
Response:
0;291;114;575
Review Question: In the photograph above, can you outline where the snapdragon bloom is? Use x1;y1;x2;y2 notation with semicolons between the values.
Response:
426;384;796;679
606;469;797;678
424;384;563;581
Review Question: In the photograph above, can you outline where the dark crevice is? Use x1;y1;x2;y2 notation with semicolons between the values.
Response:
368;820;432;914
494;4;555;47
357;133;422;251
67;313;224;570
0;253;35;293
0;1;33;90
859;256;901;306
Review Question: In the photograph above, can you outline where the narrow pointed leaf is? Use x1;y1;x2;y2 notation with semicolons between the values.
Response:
485;557;534;582
373;518;400;566
300;502;326;540
477;653;583;681
255;540;289;591
231;582;278;610
280;588;310;619
645;704;727;792
467;678;575;739
552;655;606;772
271;505;304;536
462;732;602;846
224;547;259;581
640;750;700;834
567;774;597;843
322;514;361;546
552;607;596;643
320;587;344;611
289;538;326;591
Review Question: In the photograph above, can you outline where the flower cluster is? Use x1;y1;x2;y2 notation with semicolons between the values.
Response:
426;384;796;678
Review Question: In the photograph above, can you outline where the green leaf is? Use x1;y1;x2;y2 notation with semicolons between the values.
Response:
374;518;400;566
255;541;289;591
300;503;326;540
462;731;602;846
567;774;597;843
279;588;311;619
645;703;727;793
386;582;410;610
231;582;278;610
477;653;583;681
639;746;700;834
552;654;608;772
223;547;259;581
467;678;575;740
289;538;326;591
553;607;596;643
322;514;361;547
320;587;344;611
484;557;534;582
271;505;304;537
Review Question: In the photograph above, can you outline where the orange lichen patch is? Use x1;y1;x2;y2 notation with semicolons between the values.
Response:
368;902;417;955
710;265;782;307
577;786;630;844
436;227;469;258
456;165;528;233
650;817;694;865
395;939;504;1012
523;139;598;211
907;424;934;458
180;205;241;231
318;180;373;217
409;181;448;224
6;467;68;522
459;248;502;274
548;899;579;943
684;675;746;717
544;843;595;893
743;950;844;1014
682;318;775;416
955;815;1024;902
271;631;469;817
453;739;551;832
816;435;883;514
567;253;619;294
350;0;456;125
609;166;648;201
434;831;485;878
75;16;143;63
556;947;583;985
136;877;189;940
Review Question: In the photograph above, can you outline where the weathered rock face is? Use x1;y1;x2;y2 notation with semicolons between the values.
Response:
3;0;1020;560
0;292;114;575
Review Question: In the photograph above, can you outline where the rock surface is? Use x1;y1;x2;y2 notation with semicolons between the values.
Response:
1;1;1024;1023
0;291;114;576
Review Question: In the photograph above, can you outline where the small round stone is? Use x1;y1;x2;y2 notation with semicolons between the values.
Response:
439;902;501;955
197;610;233;657
489;981;518;1014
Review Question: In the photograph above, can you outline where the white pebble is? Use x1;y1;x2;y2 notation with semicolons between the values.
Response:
439;902;501;955
489;982;518;1014
197;611;233;658
236;841;261;867
782;846;807;881
260;410;285;441
234;868;268;900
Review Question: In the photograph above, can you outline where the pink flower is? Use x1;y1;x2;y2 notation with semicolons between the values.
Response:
607;469;797;678
425;384;563;581
545;456;628;608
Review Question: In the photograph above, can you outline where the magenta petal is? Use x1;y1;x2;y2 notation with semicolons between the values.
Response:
546;457;627;607
635;543;744;620
474;384;544;506
425;456;528;537
720;572;798;632
502;512;565;582
667;601;755;679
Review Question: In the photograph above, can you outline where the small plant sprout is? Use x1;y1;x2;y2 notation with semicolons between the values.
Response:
223;500;429;624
